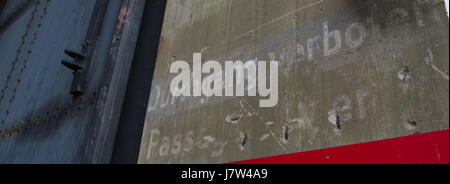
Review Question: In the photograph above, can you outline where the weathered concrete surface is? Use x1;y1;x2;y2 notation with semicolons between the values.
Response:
138;0;449;164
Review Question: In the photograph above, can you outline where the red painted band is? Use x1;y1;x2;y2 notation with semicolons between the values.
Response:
228;129;449;164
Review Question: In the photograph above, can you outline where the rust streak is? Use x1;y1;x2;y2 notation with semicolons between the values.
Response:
116;0;131;31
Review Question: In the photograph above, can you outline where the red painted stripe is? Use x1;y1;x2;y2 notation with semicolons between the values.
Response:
229;129;449;164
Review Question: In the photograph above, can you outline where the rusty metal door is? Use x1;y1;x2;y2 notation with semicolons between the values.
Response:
0;0;145;163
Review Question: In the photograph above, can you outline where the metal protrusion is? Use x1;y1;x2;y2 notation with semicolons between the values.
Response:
336;112;342;130
407;120;417;126
62;48;87;97
64;49;85;61
70;71;83;97
241;131;248;147
61;60;82;71
82;40;90;47
284;126;289;141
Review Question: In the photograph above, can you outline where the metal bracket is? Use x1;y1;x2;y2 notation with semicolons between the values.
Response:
61;49;87;97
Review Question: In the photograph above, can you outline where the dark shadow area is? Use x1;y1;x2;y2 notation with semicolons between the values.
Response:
0;0;6;15
111;0;167;164
0;0;38;34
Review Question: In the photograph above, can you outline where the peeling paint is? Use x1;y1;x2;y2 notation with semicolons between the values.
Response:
116;0;131;31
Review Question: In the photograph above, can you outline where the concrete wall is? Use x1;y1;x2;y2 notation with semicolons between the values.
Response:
139;0;449;164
